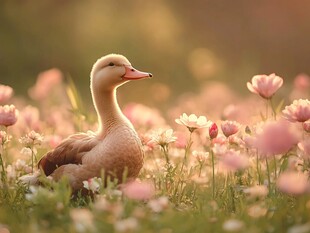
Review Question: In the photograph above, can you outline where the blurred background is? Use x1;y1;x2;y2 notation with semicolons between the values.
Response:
1;0;310;117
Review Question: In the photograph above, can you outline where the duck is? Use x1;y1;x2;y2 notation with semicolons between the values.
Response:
23;54;152;193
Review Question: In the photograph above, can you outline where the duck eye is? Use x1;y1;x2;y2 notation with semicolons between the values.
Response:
108;62;115;66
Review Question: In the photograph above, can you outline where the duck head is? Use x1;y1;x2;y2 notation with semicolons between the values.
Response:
90;54;152;92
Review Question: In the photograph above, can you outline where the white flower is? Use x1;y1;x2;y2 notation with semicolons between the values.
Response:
150;128;177;147
192;150;209;163
6;165;16;179
148;196;169;213
94;196;124;218
288;223;310;233
243;185;268;199
20;147;32;156
27;130;44;143
82;177;101;193
212;143;227;155
247;205;267;218
70;208;94;233
25;186;39;201
19;130;44;146
175;113;212;132
114;217;139;232
222;219;244;232
14;159;27;171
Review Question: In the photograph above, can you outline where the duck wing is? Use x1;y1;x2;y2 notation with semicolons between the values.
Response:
38;131;99;176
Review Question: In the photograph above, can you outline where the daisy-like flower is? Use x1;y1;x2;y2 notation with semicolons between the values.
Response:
0;84;13;103
175;113;212;132
0;105;19;127
282;99;310;123
221;120;241;138
247;73;283;99
150;128;177;147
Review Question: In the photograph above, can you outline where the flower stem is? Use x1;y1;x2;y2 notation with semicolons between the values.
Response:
162;145;170;165
256;151;261;185
173;132;193;200
269;98;276;120
0;153;6;183
198;162;203;177
184;132;193;165
31;147;34;174
265;157;272;195
211;149;215;199
273;155;277;180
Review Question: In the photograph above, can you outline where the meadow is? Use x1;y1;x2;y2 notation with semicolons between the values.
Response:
0;70;309;233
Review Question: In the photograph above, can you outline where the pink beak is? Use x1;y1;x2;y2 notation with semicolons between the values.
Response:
122;65;153;80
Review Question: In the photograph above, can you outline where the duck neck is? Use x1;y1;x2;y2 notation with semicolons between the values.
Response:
93;88;131;137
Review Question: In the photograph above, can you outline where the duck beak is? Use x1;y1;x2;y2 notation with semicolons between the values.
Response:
122;65;153;80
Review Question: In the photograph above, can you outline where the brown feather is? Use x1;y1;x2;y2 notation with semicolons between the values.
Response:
38;132;99;176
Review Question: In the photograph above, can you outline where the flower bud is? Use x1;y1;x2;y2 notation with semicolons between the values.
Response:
303;121;310;133
209;123;218;139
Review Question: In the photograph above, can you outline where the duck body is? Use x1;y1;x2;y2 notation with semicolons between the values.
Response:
36;54;152;192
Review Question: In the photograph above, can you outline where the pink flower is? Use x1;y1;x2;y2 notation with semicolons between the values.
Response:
28;68;63;100
122;180;155;201
221;120;241;137
219;150;249;172
303;121;310;133
294;73;310;90
174;132;187;149
254;120;298;157
123;103;166;128
0;105;19;127
282;99;310;123
276;171;309;195
48;135;62;149
209;122;218;139
0;85;13;103
247;73;283;99
298;139;310;159
21;105;40;130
